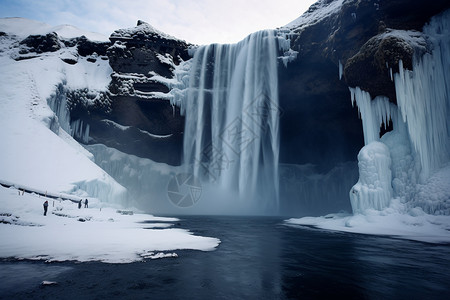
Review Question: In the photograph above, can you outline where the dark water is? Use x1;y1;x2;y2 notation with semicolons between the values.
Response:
1;216;450;299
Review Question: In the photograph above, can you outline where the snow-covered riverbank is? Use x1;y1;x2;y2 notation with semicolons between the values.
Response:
0;186;220;263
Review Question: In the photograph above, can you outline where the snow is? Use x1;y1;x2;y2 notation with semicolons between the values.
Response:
101;119;173;139
156;53;175;67
378;29;426;53
0;186;220;263
0;17;108;42
284;0;345;31
285;199;450;244
0;29;123;203
110;20;182;42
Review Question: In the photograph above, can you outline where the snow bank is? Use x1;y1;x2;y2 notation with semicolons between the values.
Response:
286;199;450;244
0;186;220;263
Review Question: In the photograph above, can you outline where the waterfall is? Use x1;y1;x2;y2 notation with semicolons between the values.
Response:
180;30;281;211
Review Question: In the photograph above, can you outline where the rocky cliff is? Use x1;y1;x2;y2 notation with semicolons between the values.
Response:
74;20;190;165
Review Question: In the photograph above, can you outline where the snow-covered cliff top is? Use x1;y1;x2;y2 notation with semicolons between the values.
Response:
0;17;108;42
110;20;183;42
284;0;345;31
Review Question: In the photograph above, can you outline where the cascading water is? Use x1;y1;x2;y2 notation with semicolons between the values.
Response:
178;30;282;211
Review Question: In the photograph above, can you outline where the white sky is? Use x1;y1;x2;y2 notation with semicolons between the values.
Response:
0;0;316;44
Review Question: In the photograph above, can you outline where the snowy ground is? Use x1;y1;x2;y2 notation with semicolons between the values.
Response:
286;198;450;244
0;185;220;263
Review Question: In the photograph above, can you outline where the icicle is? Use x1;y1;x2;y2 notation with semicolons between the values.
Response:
46;83;71;134
394;11;450;180
71;119;90;144
349;87;396;145
339;60;343;80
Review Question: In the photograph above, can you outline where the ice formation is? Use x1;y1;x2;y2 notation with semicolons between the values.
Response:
349;11;450;215
350;87;397;145
173;30;284;210
350;142;393;213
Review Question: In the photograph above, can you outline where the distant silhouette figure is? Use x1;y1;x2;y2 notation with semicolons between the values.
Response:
84;199;88;208
78;200;82;209
43;200;48;216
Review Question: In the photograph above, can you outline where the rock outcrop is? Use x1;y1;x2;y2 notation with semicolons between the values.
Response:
92;20;190;165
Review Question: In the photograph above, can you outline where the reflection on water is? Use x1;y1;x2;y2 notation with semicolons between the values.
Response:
1;216;449;299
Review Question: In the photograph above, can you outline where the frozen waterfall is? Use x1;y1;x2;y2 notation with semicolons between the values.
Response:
177;30;282;210
394;12;450;181
350;11;450;215
46;83;90;143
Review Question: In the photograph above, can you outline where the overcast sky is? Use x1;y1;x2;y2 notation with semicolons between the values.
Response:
0;0;316;44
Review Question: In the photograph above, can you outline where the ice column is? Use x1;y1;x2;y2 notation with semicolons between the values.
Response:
350;141;393;213
180;30;281;208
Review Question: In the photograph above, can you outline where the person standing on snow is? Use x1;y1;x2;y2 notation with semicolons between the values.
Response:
78;199;82;209
43;200;48;216
84;199;88;208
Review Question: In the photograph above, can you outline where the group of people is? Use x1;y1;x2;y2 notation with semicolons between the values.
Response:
43;198;89;216
78;199;88;209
